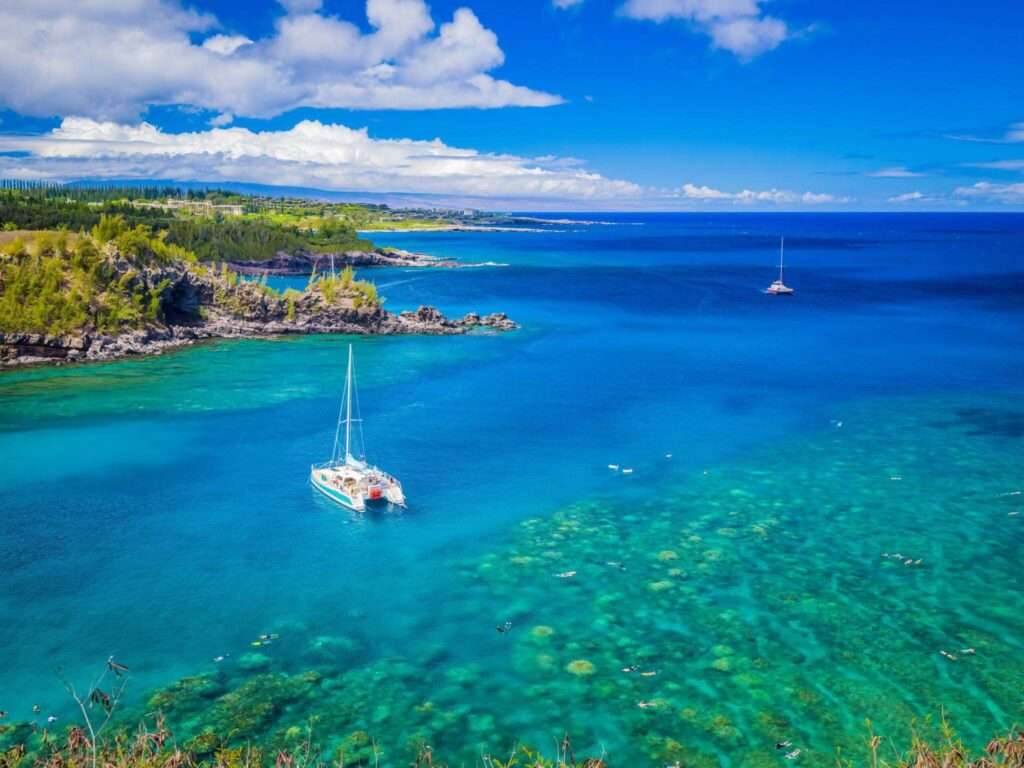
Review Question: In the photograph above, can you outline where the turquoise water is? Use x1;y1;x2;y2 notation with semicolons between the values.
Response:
1;214;1022;765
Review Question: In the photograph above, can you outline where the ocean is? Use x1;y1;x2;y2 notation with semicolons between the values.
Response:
1;213;1022;766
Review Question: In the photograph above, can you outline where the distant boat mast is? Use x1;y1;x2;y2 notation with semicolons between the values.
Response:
779;236;785;283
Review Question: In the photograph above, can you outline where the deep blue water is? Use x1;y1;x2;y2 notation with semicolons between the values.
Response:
1;213;1022;763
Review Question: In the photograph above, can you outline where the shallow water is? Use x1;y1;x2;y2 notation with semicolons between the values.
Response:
1;213;1022;765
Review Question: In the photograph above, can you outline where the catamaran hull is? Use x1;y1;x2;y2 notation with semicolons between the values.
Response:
310;469;404;512
310;473;363;511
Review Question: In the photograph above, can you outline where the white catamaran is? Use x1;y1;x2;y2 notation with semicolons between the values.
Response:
310;344;406;512
765;236;795;295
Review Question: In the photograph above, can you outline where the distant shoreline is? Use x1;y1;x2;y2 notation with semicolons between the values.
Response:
357;225;548;234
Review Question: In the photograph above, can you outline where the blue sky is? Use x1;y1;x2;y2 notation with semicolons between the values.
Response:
0;0;1022;209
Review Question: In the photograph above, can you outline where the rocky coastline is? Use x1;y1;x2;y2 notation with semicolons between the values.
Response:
225;247;502;275
0;307;516;367
0;251;516;368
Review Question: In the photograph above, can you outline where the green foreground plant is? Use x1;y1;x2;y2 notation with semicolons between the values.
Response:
3;708;1021;768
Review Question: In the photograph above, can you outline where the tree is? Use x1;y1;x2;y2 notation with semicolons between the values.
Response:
92;214;129;243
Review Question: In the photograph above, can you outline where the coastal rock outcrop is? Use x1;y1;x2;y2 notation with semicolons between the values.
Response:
224;247;494;275
0;253;517;367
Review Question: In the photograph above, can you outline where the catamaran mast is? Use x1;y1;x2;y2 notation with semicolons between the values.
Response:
779;237;785;282
344;343;353;462
330;344;355;464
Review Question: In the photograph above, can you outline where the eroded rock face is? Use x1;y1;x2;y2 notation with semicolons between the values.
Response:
0;257;518;367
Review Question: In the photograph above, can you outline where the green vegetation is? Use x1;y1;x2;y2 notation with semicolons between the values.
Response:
0;192;170;233
0;181;517;265
0;216;382;337
1;711;1021;768
315;266;379;309
165;217;368;262
0;182;486;339
0;186;374;263
0;222;177;336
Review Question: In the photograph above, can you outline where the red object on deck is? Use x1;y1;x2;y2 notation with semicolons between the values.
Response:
368;486;383;500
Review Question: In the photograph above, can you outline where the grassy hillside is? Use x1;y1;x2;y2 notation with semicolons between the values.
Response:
0;217;381;336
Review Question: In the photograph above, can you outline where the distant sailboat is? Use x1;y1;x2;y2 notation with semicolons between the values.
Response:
310;344;406;512
765;236;794;295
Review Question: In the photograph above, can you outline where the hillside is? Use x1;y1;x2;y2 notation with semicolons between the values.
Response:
0;217;514;366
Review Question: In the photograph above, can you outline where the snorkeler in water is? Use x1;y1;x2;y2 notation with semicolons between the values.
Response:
496;620;513;634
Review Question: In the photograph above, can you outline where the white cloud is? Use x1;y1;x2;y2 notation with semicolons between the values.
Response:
202;34;254;56
887;191;926;203
0;118;643;201
946;121;1024;144
0;118;853;208
954;182;1024;204
707;15;787;57
679;182;846;204
553;0;585;7
209;113;235;127
680;183;731;199
868;166;925;178
620;0;794;58
0;0;561;120
964;160;1024;171
799;191;839;204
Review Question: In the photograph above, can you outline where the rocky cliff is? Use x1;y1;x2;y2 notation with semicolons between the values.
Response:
0;253;516;367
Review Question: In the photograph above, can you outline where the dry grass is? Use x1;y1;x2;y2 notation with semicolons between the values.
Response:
0;230;81;249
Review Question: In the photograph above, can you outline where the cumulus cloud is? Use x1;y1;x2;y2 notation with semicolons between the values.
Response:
0;118;854;208
679;182;846;205
0;118;643;201
868;166;925;178
0;0;562;120
620;0;794;58
954;182;1024;204
679;183;730;199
